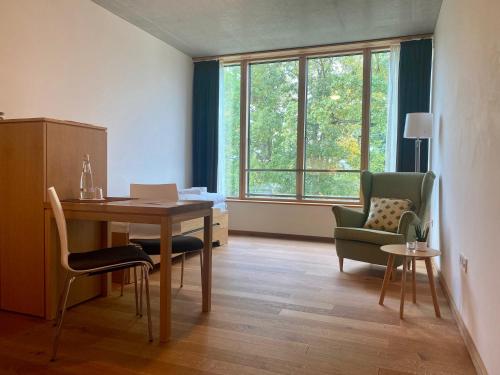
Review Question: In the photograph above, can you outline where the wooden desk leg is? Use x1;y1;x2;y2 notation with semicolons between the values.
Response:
202;213;213;312
159;217;173;342
400;256;407;319
379;254;395;305
412;258;417;303
425;258;441;318
100;221;111;297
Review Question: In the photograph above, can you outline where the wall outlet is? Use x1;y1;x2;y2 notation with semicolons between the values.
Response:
459;253;468;273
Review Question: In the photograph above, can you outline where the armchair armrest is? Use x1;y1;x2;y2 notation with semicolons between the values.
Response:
397;211;421;238
332;206;366;228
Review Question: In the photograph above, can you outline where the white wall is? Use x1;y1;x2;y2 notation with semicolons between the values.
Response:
0;0;193;195
228;201;336;238
431;0;500;372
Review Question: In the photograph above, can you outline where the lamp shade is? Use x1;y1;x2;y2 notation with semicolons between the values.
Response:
404;113;433;139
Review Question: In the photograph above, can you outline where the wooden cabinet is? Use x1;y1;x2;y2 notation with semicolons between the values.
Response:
0;118;107;318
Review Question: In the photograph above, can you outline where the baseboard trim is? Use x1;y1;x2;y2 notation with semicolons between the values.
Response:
438;271;488;375
228;230;334;243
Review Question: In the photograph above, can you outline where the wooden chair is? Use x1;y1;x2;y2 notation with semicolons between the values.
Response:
47;187;154;361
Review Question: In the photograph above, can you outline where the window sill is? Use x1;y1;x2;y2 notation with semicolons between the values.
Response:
225;198;362;208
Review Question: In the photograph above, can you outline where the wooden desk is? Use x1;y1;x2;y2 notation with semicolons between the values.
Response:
44;198;213;342
379;244;441;319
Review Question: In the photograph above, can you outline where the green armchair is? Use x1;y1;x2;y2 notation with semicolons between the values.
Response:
333;171;435;271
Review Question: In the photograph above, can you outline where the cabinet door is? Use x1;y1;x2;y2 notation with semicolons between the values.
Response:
45;122;108;318
45;121;107;200
0;123;45;316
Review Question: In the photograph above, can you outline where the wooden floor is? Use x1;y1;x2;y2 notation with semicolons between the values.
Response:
0;236;475;374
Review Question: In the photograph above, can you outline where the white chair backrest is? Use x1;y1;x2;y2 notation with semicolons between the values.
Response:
130;183;179;200
47;187;71;271
129;183;180;239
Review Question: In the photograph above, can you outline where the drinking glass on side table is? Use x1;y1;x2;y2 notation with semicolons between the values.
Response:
406;241;416;251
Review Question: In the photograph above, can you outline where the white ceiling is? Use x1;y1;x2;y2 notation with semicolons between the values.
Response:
92;0;442;58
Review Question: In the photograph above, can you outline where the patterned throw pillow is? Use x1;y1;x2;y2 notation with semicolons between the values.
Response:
363;197;413;233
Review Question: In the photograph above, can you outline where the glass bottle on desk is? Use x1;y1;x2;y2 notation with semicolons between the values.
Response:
80;154;95;199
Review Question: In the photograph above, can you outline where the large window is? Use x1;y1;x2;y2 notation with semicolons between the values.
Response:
221;48;391;202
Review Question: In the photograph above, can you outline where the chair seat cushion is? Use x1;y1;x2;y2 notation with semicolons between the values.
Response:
131;235;204;255
68;245;153;272
334;227;405;246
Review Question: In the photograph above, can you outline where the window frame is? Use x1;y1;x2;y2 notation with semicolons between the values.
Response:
246;58;300;199
222;45;391;204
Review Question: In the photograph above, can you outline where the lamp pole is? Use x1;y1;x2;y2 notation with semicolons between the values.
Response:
415;138;422;172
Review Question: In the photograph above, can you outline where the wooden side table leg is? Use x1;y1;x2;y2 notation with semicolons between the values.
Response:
425;258;441;318
412;258;417;303
379;254;395;305
400;256;407;319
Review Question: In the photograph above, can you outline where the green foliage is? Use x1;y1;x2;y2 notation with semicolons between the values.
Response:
248;60;298;196
222;51;390;199
222;65;240;197
305;54;363;198
370;52;390;173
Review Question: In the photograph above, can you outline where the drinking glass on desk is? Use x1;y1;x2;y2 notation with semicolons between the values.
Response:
95;187;103;200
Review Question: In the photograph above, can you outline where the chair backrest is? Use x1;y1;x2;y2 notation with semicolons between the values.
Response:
361;171;435;223
130;183;179;201
47;187;71;271
129;183;180;238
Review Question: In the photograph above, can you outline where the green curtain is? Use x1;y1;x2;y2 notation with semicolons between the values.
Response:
396;39;433;172
192;60;219;192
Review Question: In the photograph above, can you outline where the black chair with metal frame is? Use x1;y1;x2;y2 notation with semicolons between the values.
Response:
128;183;205;289
131;235;204;287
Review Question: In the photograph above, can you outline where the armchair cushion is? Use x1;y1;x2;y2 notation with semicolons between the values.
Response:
363;197;413;232
335;227;405;246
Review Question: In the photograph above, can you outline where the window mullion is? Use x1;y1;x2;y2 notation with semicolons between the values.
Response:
296;56;307;200
239;61;249;199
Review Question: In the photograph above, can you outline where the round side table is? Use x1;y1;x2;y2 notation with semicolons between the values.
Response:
379;244;441;319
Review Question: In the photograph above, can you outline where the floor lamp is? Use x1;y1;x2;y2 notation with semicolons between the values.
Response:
404;113;433;172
